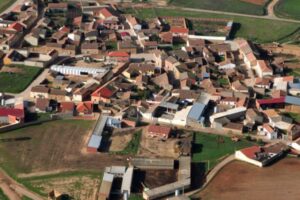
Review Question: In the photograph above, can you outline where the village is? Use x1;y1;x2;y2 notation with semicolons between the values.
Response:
0;0;300;200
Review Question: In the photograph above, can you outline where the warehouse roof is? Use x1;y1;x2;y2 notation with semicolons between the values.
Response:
187;102;206;121
87;135;102;149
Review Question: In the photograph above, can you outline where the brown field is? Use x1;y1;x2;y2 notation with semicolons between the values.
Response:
199;158;300;200
0;120;126;175
109;131;133;151
138;129;179;158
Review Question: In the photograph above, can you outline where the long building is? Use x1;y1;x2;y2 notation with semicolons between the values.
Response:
50;65;109;78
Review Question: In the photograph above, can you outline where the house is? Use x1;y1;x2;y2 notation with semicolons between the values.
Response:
81;43;102;55
91;86;117;103
254;60;273;78
76;101;93;116
107;51;129;63
73;83;99;102
147;125;171;140
170;27;189;40
30;86;49;99
258;123;277;140
48;3;68;13
49;89;68;101
35;98;52;113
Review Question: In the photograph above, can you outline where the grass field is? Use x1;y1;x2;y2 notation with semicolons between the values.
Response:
19;171;102;199
169;0;268;15
0;0;15;13
0;188;9;200
192;133;254;171
0;65;41;93
275;0;300;20
126;8;300;43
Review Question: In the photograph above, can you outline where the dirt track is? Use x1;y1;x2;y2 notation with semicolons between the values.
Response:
199;158;300;200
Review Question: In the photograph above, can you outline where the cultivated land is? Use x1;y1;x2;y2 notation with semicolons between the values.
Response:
20;171;102;199
275;0;300;20
192;133;254;171
0;65;41;93
198;159;300;200
169;0;268;15
0;120;126;176
126;8;300;43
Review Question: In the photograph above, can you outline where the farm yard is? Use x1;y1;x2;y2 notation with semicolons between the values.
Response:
125;8;300;43
0;120;126;177
169;0;269;15
0;65;41;93
19;171;102;199
274;0;300;20
197;159;300;200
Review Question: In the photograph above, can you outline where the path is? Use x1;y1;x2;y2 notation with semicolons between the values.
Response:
185;155;235;197
267;0;279;19
0;169;44;200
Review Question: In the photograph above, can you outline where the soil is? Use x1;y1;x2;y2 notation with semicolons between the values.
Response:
109;132;133;152
199;158;300;200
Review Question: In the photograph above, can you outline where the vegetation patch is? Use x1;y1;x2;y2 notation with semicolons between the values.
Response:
111;130;142;155
275;0;300;20
192;132;255;171
0;65;41;93
169;0;269;15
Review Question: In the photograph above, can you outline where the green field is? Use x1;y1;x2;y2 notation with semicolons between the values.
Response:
193;133;254;171
0;65;41;93
126;8;300;43
0;0;15;13
169;0;268;15
0;188;9;200
275;0;300;20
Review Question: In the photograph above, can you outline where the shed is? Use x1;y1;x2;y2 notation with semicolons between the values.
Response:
87;135;102;153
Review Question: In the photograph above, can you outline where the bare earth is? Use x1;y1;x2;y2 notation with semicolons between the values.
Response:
138;129;179;158
109;132;133;152
199;158;300;200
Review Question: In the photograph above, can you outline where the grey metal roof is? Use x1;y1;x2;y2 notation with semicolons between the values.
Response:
285;96;300;106
159;102;179;110
87;135;102;148
92;115;108;136
187;103;206;121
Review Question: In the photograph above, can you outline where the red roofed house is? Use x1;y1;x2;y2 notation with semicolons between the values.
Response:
107;51;129;63
235;146;264;167
147;125;171;140
97;8;118;22
91;86;116;103
0;107;24;124
170;27;189;38
258;123;277;140
254;60;273;78
76;101;93;116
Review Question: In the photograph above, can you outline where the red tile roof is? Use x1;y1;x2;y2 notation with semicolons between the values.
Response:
100;8;113;18
98;87;114;98
240;146;261;159
9;22;24;32
0;107;24;118
148;125;171;136
108;51;129;57
76;101;93;114
257;97;285;105
60;102;74;113
170;27;189;34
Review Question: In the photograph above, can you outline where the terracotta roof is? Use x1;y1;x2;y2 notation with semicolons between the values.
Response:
76;101;93;114
108;51;129;57
263;123;274;133
100;8;113;18
240;146;261;159
60;102;74;113
170;27;189;34
257;97;285;105
258;60;272;73
148;125;171;136
9;22;24;32
31;86;49;93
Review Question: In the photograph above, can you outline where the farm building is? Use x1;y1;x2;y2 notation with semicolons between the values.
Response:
50;65;109;78
87;135;102;153
0;107;24;124
210;107;247;125
235;143;287;167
